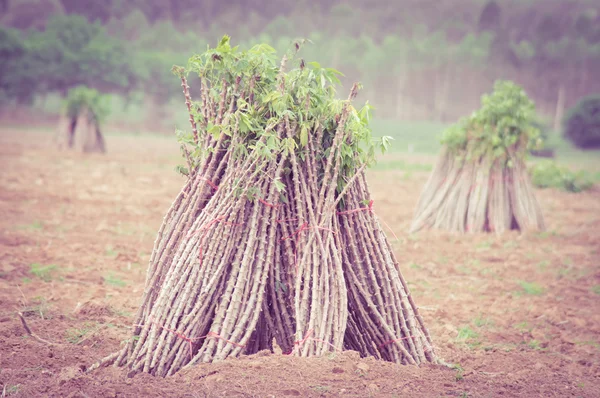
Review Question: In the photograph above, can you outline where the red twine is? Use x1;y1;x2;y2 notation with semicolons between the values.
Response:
378;334;417;349
277;217;299;223
204;331;246;349
202;177;219;191
134;318;245;361
378;334;433;353
284;329;342;355
187;216;243;263
285;329;314;355
337;200;399;241
280;223;335;241
258;198;279;208
280;221;335;273
135;317;197;360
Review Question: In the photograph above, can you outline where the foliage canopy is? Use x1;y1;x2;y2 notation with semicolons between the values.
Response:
563;94;600;149
173;36;390;190
65;86;109;124
440;80;542;162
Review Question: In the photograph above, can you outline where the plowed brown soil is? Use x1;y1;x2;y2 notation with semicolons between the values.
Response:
1;128;599;397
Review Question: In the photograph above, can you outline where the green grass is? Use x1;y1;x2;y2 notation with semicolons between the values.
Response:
537;130;600;172
29;263;59;282
452;363;465;381
17;220;44;231
105;245;119;259
527;339;545;350
457;326;478;340
65;322;97;344
514;321;532;332
20;296;51;320
517;281;545;296
475;240;492;251
104;274;127;287
455;265;473;275
456;326;480;348
473;315;493;328
113;223;138;236
575;340;600;349
591;285;600;295
310;385;331;393
2;384;21;396
537;260;550;271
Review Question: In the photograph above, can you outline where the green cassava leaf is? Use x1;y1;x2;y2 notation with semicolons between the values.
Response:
300;126;308;147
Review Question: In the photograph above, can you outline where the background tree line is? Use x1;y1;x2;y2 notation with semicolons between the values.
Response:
1;0;599;129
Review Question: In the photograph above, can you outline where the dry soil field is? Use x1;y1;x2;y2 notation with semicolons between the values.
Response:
1;127;599;397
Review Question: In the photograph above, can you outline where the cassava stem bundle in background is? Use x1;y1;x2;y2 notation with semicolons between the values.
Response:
410;81;545;234
90;36;438;377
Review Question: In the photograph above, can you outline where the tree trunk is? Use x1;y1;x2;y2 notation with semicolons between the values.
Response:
553;85;565;133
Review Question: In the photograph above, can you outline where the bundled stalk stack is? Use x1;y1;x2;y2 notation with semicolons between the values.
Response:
56;86;107;153
91;37;437;377
410;81;545;234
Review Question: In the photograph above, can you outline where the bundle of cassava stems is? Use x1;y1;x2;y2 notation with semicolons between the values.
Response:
90;38;437;377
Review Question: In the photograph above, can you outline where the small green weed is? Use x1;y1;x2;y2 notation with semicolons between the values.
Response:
65;322;97;344
503;240;517;249
105;245;119;258
3;384;21;396
409;262;422;270
21;296;51;320
455;265;472;275
591;285;600;295
514;321;531;332
457;326;478;340
18;220;44;231
437;256;449;264
469;259;481;267
527;340;544;350
310;385;331;393
452;363;464;381
557;266;573;278
456;326;480;348
114;223;137;236
29;263;59;282
110;307;132;317
476;241;492;251
575;340;600;349
517;281;545;296
104;274;127;287
479;267;496;277
537;260;550;271
473;315;493;328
